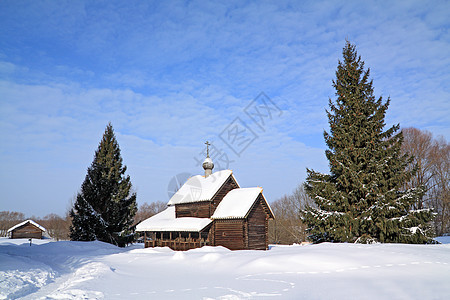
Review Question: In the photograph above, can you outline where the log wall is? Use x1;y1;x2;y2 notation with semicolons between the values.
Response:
247;196;269;250
213;220;245;250
175;201;211;218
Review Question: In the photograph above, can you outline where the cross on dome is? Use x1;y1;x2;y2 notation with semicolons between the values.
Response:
205;141;211;158
203;141;214;177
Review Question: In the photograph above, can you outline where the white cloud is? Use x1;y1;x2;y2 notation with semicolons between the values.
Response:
1;78;322;215
0;0;448;216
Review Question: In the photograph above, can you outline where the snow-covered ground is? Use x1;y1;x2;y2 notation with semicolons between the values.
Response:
1;238;449;299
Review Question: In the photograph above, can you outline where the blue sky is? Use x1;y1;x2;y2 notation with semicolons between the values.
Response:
1;0;449;217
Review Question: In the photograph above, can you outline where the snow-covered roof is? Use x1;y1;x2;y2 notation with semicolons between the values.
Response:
167;170;235;205
212;187;266;219
7;220;46;233
135;206;212;232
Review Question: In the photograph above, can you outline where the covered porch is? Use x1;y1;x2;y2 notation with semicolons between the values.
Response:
143;231;210;250
136;206;213;251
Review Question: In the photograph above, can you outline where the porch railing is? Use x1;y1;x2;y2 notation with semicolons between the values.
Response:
145;238;209;250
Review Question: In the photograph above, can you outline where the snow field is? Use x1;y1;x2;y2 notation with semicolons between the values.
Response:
1;238;449;299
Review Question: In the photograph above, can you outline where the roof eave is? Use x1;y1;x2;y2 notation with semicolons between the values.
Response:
7;220;46;233
169;198;211;206
211;216;245;220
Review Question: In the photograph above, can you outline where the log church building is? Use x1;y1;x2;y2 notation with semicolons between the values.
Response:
136;143;274;250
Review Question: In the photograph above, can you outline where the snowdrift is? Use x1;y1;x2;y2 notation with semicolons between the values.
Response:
1;238;449;299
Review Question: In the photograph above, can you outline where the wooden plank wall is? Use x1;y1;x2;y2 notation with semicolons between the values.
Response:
213;220;244;250
11;223;43;239
246;196;269;250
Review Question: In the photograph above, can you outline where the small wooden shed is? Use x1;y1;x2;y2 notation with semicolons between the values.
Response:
7;220;46;239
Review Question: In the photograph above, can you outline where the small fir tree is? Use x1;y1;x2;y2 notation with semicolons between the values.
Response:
70;123;137;246
303;41;434;244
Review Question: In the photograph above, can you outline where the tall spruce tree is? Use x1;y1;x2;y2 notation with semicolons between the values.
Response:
70;123;137;246
303;41;434;244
